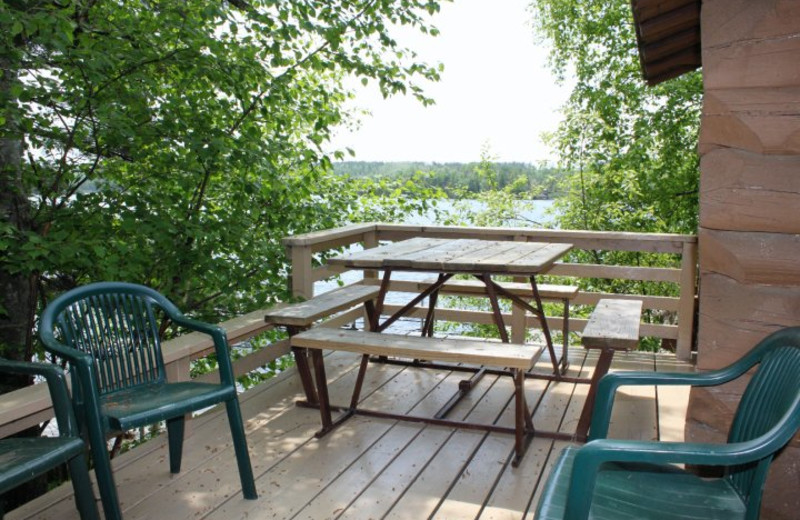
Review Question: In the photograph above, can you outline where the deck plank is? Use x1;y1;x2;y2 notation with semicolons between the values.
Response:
606;352;658;440
379;375;515;520
656;353;694;442
478;349;596;520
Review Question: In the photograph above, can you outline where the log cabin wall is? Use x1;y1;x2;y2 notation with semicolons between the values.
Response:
694;0;800;517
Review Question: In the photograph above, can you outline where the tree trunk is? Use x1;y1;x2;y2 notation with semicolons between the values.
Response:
0;48;35;388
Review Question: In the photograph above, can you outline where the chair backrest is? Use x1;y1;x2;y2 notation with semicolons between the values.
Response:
41;282;172;396
726;328;800;513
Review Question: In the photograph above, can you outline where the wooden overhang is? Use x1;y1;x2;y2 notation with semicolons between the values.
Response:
631;0;702;85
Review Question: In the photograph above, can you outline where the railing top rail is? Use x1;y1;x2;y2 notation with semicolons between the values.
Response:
282;223;378;247
282;223;697;248
375;224;696;242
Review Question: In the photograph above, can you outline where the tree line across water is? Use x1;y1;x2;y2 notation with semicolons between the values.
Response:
333;161;569;199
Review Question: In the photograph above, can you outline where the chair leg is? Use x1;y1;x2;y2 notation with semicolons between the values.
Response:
86;424;123;520
225;398;258;499
167;415;186;474
67;453;100;520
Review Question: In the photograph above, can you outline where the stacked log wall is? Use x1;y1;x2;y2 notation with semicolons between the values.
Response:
695;1;800;517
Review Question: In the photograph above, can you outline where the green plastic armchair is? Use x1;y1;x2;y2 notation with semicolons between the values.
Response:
0;359;99;520
40;282;257;520
536;326;800;520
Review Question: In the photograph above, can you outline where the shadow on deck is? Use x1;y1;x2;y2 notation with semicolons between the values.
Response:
8;345;692;520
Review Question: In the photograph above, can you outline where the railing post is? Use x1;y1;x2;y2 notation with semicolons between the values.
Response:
363;230;379;281
291;245;314;299
511;235;527;344
676;241;698;360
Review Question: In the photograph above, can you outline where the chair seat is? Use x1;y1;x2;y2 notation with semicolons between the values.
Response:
536;446;748;520
101;381;236;431
0;437;87;494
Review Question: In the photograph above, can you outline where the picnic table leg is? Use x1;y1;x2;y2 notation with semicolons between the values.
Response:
287;325;319;405
512;368;534;467
574;347;616;441
530;277;561;377
422;283;441;337
310;348;334;437
482;273;510;343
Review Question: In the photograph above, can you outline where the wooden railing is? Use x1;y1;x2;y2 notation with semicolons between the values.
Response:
0;310;287;438
283;223;698;360
0;222;698;439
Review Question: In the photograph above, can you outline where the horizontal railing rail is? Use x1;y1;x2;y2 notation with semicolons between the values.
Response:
0;309;287;438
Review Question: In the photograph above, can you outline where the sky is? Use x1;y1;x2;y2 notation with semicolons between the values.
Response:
326;0;572;164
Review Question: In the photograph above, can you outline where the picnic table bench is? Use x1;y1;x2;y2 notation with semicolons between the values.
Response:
575;298;643;440
290;327;551;466
264;284;380;405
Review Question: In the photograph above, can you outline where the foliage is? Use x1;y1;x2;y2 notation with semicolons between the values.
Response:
334;159;567;198
530;0;702;337
530;0;702;237
0;0;449;363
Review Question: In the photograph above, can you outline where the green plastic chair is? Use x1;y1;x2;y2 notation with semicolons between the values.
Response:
536;326;800;520
40;282;257;520
0;359;99;520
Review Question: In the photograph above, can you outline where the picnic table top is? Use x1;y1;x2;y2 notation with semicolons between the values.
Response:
328;237;573;276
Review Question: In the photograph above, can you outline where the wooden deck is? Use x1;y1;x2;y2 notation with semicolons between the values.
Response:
8;343;692;520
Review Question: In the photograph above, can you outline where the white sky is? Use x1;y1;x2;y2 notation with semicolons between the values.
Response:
327;0;572;164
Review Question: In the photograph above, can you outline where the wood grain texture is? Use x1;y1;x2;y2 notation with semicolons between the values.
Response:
328;238;572;275
581;299;643;350
696;272;800;370
702;0;800;51
699;87;800;155
291;328;544;370
703;33;800;90
699;229;800;286
700;148;800;233
263;284;379;327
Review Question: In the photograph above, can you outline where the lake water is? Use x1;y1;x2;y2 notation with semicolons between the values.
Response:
403;198;555;227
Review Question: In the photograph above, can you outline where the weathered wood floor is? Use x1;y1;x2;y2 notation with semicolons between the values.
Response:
9;343;692;520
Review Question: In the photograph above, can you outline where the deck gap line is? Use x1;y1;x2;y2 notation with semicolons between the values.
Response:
473;437;516;520
325;423;435;520
288;419;421;520
470;372;536;520
376;372;502;520
516;351;593;519
652;352;663;441
196;351;409;519
377;423;461;520
424;375;513;520
184;421;323;520
426;429;494;520
554;347;593;434
520;441;560;520
299;352;457;519
294;357;459;518
118;383;320;516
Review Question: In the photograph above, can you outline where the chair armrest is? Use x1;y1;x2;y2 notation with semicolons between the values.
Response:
167;312;236;386
0;359;80;437
589;360;759;441
564;434;789;519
